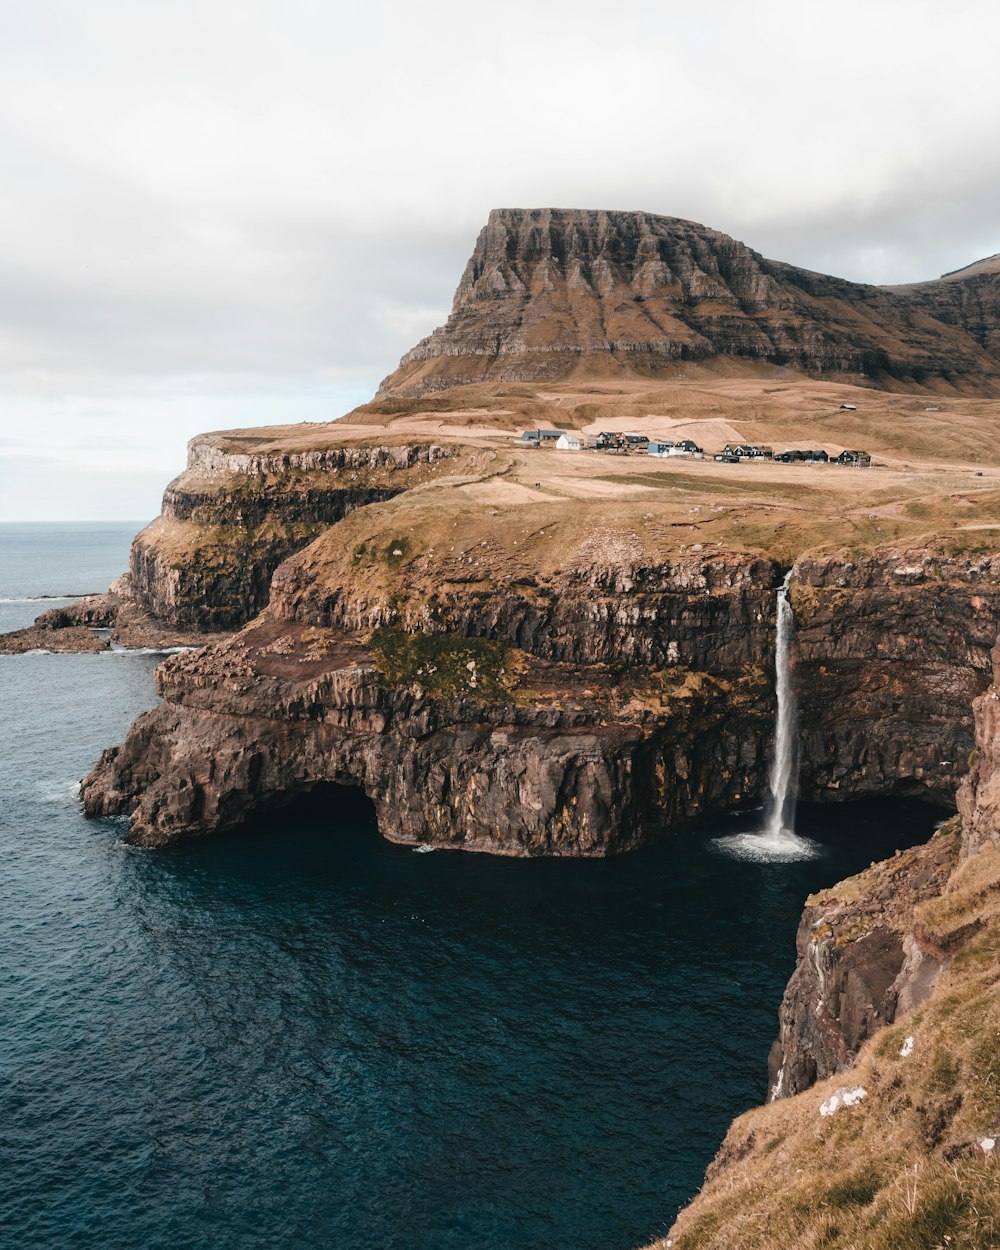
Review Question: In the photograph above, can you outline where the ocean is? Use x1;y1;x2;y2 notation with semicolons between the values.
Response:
0;522;934;1250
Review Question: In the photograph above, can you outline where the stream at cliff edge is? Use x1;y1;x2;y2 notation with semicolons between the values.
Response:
0;522;936;1250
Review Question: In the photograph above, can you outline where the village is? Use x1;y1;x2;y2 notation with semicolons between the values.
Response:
515;427;873;467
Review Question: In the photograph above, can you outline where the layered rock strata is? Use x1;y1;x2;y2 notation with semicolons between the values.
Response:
264;542;1000;809
81;541;999;850
892;253;1000;357
126;439;452;631
751;553;1000;1101
81;618;773;852
378;208;1000;396
792;550;1000;803
81;558;777;850
766;823;958;1100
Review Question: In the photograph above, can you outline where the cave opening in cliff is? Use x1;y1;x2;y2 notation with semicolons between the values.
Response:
249;780;379;837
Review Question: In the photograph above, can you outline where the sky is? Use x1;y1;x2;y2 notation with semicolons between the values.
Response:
1;0;999;521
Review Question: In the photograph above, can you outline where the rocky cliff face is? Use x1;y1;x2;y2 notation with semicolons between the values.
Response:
125;437;452;631
81;540;999;851
378;208;1000;396
766;822;958;1100
892;254;1000;358
736;552;1000;1101
957;636;1000;858
81;556;778;851
793;550;1000;804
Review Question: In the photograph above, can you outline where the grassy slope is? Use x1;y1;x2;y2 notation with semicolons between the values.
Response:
186;366;1000;574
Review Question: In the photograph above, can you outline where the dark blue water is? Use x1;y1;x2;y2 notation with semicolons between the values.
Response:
0;524;936;1250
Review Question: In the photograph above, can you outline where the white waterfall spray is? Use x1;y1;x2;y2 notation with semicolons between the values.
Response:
764;570;797;839
712;569;818;862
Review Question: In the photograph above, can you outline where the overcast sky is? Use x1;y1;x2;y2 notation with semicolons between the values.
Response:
1;0;999;521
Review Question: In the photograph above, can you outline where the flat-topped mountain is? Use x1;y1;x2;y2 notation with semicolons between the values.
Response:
379;207;1000;396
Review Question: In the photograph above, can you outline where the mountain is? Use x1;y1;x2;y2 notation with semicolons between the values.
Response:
378;208;1000;396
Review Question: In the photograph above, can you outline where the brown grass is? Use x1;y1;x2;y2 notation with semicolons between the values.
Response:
178;370;1000;577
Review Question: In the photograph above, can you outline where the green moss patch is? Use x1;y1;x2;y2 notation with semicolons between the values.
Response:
352;536;413;567
368;626;519;702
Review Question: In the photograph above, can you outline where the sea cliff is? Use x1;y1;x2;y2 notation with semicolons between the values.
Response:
8;204;1000;1247
79;468;1000;849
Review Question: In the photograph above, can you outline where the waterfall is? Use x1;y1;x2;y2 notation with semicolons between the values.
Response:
712;569;818;862
764;570;798;838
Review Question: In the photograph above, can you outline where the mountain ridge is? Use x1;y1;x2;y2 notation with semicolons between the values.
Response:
378;207;1000;397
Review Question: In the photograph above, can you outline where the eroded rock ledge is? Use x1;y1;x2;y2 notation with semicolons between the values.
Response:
0;580;225;655
79;542;1000;853
81;617;771;852
127;437;456;631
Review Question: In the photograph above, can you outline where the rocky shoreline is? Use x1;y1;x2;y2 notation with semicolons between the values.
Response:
0;580;227;655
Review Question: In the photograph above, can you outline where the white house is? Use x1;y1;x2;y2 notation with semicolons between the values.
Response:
556;434;583;451
664;439;704;459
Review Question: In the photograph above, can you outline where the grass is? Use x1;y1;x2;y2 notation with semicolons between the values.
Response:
142;369;1000;631
166;370;1000;554
822;1171;882;1209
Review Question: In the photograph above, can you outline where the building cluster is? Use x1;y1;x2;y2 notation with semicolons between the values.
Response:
516;429;705;456
714;443;773;462
774;448;872;466
515;430;871;466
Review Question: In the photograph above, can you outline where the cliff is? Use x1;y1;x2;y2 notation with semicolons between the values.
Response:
125;436;456;630
653;650;1000;1250
68;360;1000;844
891;253;1000;358
377;208;1000;397
82;553;777;851
80;497;1000;848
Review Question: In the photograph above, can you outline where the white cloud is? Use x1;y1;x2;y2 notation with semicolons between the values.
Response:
0;0;998;519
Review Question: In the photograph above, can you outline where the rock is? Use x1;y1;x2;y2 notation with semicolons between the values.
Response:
792;550;1000;803
124;441;453;631
78;531;1000;852
0;593;117;653
0;624;109;654
81;619;774;851
767;821;959;1100
819;1085;867;1116
377;208;1000;397
0;589;228;655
